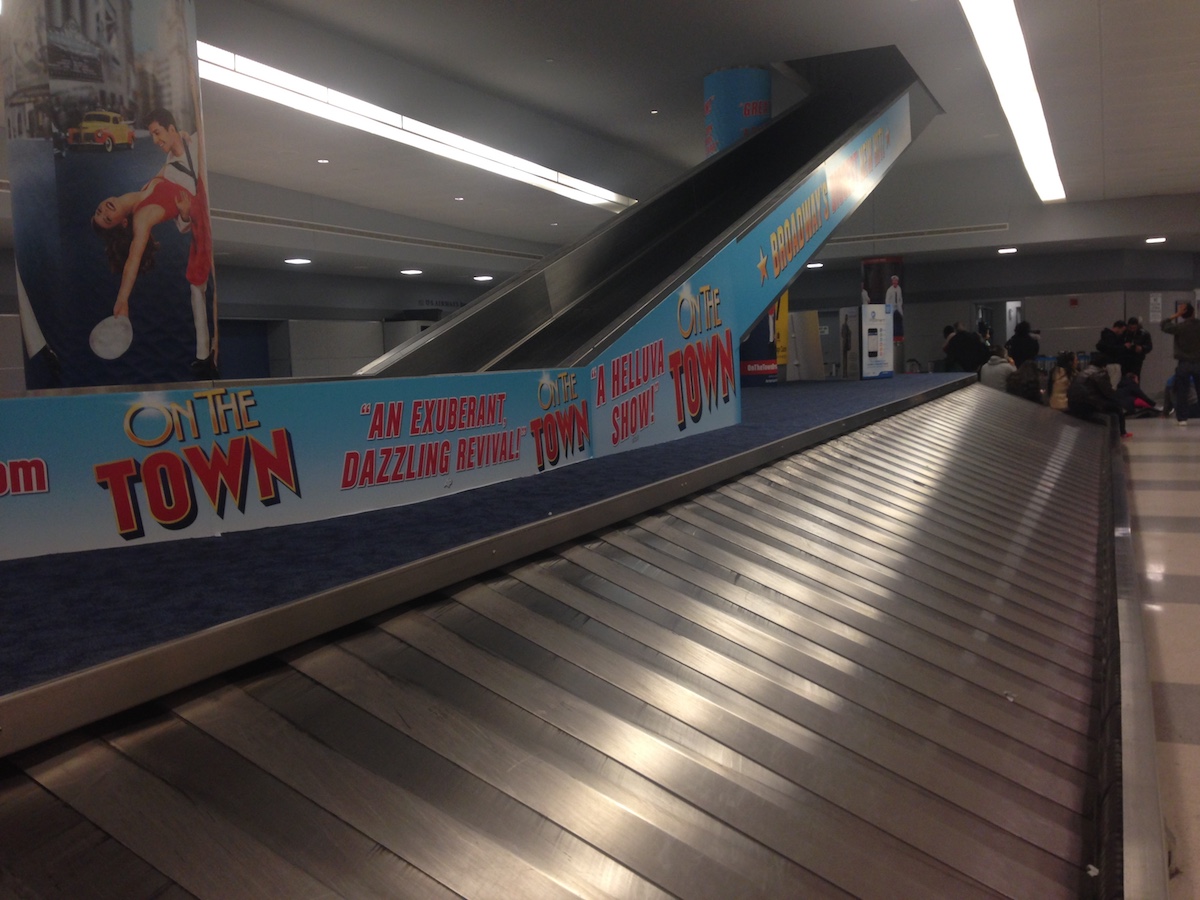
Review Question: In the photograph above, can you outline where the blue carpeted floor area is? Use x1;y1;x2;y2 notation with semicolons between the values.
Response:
1;375;968;694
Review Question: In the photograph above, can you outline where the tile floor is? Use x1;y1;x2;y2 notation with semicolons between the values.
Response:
1126;413;1200;897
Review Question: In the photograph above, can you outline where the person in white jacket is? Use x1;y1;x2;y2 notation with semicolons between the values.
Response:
978;346;1016;390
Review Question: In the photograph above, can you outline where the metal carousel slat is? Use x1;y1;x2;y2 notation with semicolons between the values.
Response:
640;509;1093;731
734;468;1097;626
19;738;338;900
560;537;1089;812
773;452;1099;602
0;761;191;900
3;387;1108;898
385;606;996;899
693;487;1097;661
802;437;1100;574
104;710;456;900
505;557;1082;862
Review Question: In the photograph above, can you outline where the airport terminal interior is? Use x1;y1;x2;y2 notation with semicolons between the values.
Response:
4;1;1200;897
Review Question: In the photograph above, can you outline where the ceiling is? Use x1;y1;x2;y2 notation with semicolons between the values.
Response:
16;1;1200;289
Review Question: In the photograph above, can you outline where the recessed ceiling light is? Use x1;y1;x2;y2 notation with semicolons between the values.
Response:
454;196;465;202
473;275;494;283
1146;236;1167;244
998;247;1018;254
650;109;659;115
400;268;423;276
317;158;329;164
806;262;824;269
284;257;312;265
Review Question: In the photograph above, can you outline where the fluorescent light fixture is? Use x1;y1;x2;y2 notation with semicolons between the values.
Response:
958;1;1065;202
473;275;494;282
284;257;312;265
197;42;636;212
400;269;423;275
1146;236;1167;244
806;262;824;269
317;158;329;164
998;247;1018;254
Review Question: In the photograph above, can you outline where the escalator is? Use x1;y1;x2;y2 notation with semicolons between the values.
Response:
359;46;941;377
1;388;1109;898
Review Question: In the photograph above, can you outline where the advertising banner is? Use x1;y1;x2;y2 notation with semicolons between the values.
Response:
3;0;217;389
703;66;771;157
593;92;913;451
0;368;592;560
860;304;894;380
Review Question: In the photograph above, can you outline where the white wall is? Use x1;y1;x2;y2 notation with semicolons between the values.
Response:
278;320;385;378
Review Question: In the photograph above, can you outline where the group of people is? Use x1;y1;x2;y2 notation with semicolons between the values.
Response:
942;318;1042;374
91;108;217;378
963;305;1200;434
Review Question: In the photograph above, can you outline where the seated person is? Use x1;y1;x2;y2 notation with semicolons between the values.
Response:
979;346;1016;390
1115;372;1158;417
1006;360;1044;403
1045;351;1078;411
1068;352;1129;435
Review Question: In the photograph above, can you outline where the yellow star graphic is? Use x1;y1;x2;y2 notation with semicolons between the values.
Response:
757;248;769;284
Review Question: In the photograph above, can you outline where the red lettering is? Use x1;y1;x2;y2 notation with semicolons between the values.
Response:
94;458;145;538
142;451;196;530
341;451;360;489
249;428;300;506
183;438;249;516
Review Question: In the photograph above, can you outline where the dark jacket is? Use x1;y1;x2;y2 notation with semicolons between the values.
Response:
1161;316;1200;361
1005;332;1040;367
1122;327;1152;374
1096;327;1128;361
1068;364;1120;415
945;330;988;373
1115;373;1156;413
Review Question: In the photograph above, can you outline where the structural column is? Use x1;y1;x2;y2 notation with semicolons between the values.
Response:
3;0;217;389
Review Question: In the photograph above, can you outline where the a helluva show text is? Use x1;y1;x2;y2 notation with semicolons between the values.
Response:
344;392;524;488
594;339;664;447
94;388;299;540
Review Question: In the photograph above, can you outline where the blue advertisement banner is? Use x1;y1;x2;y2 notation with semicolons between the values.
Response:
593;92;914;453
704;67;772;157
0;368;592;560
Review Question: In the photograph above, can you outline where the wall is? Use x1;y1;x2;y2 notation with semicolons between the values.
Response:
0;315;23;393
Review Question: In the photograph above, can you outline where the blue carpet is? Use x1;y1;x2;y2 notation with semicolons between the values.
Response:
1;374;968;694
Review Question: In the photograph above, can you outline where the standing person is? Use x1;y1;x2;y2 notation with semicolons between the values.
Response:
885;275;903;341
1122;316;1153;377
943;322;987;373
1005;321;1041;367
1161;303;1200;425
1096;320;1129;386
145;107;217;378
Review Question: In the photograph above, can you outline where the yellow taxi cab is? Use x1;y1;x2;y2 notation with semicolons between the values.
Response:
67;111;135;152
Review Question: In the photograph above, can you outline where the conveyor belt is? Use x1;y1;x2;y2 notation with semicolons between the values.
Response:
0;387;1105;898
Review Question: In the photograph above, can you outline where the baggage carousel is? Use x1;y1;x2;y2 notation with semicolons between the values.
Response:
0;382;1114;898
